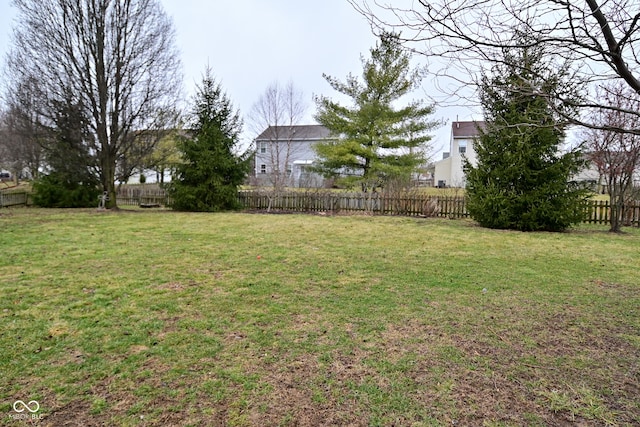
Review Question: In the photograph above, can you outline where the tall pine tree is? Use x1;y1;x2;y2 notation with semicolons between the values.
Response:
465;36;587;231
168;68;249;211
314;32;437;192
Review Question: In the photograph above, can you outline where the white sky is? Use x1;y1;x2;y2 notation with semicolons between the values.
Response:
0;0;477;158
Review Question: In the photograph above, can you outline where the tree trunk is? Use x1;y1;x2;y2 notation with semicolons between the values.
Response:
609;193;623;233
101;151;118;209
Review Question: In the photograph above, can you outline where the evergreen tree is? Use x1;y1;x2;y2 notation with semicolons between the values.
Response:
33;99;100;208
168;68;249;211
314;32;437;191
465;36;588;232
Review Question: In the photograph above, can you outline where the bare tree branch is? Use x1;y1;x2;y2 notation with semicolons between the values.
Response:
4;0;182;207
348;0;640;133
0;77;48;181
582;81;640;231
249;81;309;194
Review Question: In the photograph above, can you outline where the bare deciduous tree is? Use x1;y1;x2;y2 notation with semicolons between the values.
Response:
249;81;309;206
348;0;640;133
0;109;10;180
5;0;182;208
0;76;47;182
583;82;640;232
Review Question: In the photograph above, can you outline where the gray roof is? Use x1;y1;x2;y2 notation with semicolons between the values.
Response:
255;125;330;141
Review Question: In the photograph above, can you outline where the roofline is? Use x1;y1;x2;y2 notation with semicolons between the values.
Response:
254;124;331;142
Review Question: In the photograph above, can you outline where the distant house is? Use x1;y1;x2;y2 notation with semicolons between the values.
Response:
433;121;485;188
432;120;618;191
571;153;603;193
576;151;640;194
253;124;330;188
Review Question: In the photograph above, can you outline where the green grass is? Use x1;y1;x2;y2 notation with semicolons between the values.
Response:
1;207;639;426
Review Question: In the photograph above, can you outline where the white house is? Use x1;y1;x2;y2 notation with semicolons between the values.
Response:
253;124;330;188
433;121;485;188
432;120;622;191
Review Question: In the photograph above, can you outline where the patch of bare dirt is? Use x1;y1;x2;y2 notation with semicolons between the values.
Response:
39;400;103;427
246;354;365;427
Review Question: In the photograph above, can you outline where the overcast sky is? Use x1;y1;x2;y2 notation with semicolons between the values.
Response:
0;0;476;156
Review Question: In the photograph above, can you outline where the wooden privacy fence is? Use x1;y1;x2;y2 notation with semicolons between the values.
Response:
116;186;171;207
237;191;469;218
237;190;640;226
582;200;640;226
3;187;639;226
0;191;31;208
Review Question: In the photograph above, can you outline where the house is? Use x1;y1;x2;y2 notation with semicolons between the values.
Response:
433;121;485;188
571;153;604;193
253;124;330;188
576;151;640;194
432;120;624;192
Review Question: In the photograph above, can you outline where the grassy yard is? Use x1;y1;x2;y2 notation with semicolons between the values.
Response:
0;208;638;426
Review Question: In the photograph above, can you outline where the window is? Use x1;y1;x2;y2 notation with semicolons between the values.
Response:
260;164;266;174
459;140;467;154
259;142;267;154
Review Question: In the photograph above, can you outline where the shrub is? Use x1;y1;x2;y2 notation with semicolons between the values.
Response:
32;173;100;208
